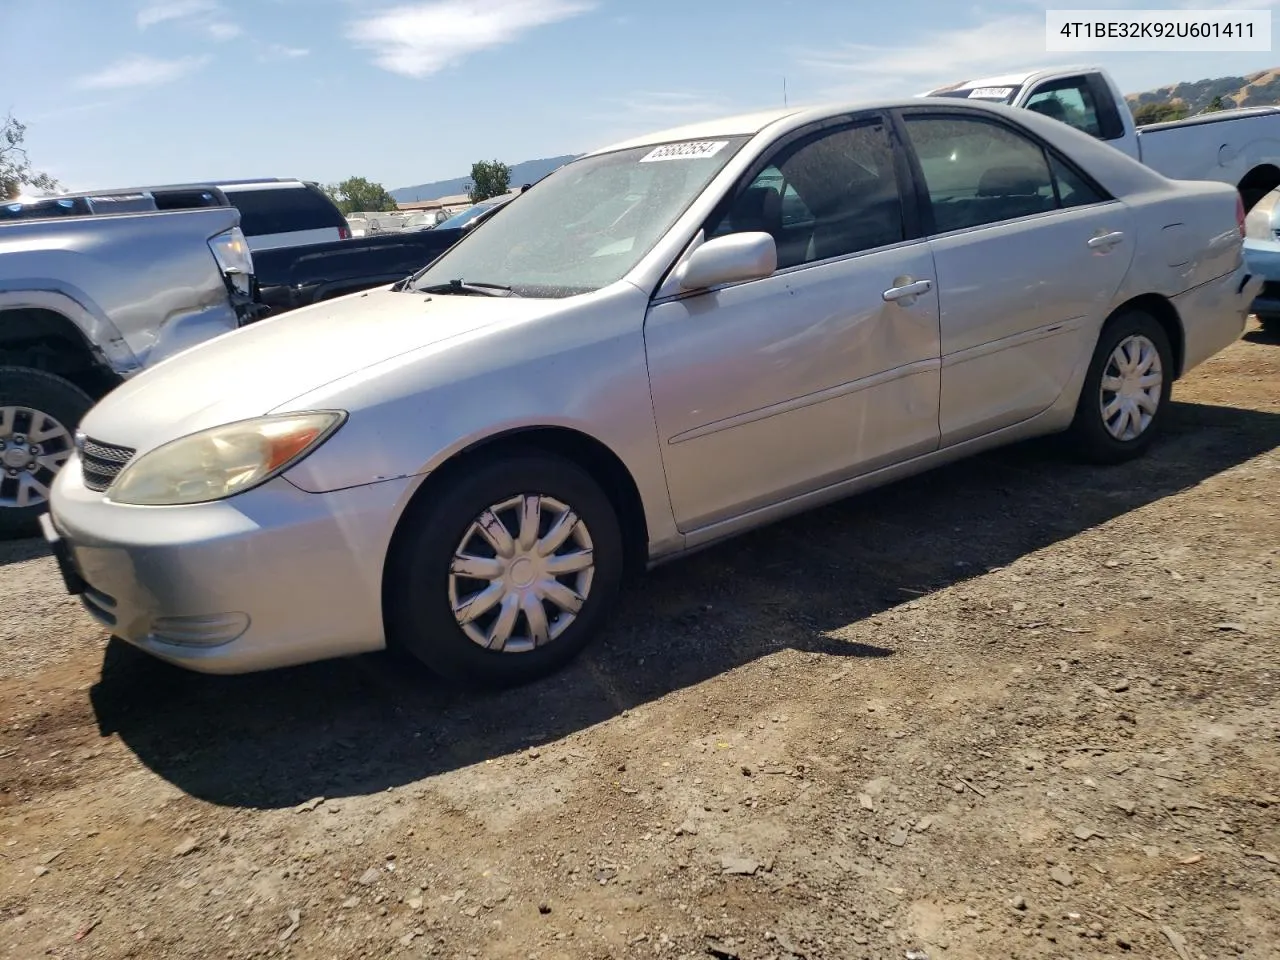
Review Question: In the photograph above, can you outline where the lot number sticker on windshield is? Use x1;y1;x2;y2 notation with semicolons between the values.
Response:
967;87;1014;99
640;141;729;163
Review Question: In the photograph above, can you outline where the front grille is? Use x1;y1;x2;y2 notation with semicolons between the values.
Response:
80;437;136;492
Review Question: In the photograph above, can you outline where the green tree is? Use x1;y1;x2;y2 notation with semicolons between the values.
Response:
1205;95;1228;113
467;159;511;203
1;114;59;200
323;176;397;215
1132;101;1189;126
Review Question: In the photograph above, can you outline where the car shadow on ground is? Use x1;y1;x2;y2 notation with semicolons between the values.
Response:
89;400;1280;809
1243;326;1279;345
0;535;53;569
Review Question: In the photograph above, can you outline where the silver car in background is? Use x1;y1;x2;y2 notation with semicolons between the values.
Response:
45;97;1257;686
1242;186;1280;332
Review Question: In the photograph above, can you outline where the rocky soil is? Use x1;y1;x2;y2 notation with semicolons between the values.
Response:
1;322;1277;960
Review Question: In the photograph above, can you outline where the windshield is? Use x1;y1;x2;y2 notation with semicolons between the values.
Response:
931;85;1022;104
412;137;750;298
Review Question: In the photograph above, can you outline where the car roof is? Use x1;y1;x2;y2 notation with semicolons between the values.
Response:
924;65;1101;94
51;178;309;199
582;95;1171;201
585;107;806;155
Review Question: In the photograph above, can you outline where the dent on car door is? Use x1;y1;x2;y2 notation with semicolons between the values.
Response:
644;116;942;533
897;110;1134;446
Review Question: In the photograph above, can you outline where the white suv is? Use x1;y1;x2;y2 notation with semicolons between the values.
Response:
214;179;350;251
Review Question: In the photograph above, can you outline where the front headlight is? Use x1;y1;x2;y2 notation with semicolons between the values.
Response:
107;412;346;506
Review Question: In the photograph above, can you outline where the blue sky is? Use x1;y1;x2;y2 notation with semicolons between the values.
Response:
3;0;1279;193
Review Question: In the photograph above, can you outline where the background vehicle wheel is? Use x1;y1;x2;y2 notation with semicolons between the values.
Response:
1257;313;1280;334
385;451;624;687
1068;311;1174;465
0;367;92;540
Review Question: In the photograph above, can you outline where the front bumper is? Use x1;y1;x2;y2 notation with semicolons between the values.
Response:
1243;239;1280;316
46;458;415;674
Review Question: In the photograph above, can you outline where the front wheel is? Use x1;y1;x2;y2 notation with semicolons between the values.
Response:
384;451;624;687
0;367;93;540
1067;311;1174;464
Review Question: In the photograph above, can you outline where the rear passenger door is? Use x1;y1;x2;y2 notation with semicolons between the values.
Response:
895;109;1134;446
220;183;348;251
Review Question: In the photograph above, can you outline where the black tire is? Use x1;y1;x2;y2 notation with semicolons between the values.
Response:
384;451;624;687
1067;311;1174;465
0;367;93;540
1257;313;1280;334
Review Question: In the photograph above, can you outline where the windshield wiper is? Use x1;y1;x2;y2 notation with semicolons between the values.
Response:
416;279;515;297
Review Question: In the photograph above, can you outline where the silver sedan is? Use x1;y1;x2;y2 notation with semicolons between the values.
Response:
45;97;1259;685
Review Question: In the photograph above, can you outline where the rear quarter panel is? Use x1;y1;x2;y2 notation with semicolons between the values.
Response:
1110;180;1243;304
0;206;244;373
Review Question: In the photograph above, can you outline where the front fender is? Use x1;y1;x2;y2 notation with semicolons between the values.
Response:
277;282;682;557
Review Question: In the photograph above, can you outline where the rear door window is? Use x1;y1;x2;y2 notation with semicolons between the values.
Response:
223;186;345;236
902;114;1108;233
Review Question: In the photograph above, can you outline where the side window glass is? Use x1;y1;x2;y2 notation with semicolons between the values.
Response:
1049;154;1105;208
1025;81;1103;137
904;116;1057;233
707;122;903;269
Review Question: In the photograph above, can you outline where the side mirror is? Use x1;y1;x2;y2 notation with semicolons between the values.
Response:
676;231;777;291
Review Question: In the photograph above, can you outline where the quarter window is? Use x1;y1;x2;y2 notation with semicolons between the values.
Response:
708;121;904;269
903;115;1105;232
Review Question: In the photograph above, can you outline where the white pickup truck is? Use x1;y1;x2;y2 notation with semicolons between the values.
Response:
925;66;1280;210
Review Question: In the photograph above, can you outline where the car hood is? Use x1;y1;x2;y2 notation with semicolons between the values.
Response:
79;287;543;452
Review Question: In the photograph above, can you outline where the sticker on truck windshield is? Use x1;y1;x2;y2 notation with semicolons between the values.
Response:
639;141;729;163
967;87;1014;100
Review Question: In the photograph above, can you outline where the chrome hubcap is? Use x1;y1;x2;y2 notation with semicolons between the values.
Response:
448;494;595;653
1099;335;1162;442
0;406;73;510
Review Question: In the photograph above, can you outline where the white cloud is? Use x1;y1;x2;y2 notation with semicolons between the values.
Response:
138;0;240;41
580;91;748;153
206;21;243;40
76;54;211;90
136;0;217;28
795;15;1070;99
347;0;595;78
259;42;311;61
600;91;735;123
798;0;1280;100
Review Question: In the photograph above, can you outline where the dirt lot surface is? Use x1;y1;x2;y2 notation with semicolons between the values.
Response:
2;324;1278;960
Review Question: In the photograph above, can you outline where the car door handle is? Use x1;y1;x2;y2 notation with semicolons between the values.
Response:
882;278;934;302
1087;231;1125;250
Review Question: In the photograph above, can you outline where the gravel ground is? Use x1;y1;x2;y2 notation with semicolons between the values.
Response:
1;322;1277;960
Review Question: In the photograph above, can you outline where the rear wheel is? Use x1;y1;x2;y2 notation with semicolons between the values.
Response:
0;367;92;540
385;451;624;687
1257;313;1280;333
1068;311;1174;464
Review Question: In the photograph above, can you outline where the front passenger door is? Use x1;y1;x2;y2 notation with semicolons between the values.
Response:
644;116;942;532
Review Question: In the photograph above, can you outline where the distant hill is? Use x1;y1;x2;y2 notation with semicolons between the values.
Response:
1126;67;1280;114
391;155;579;202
